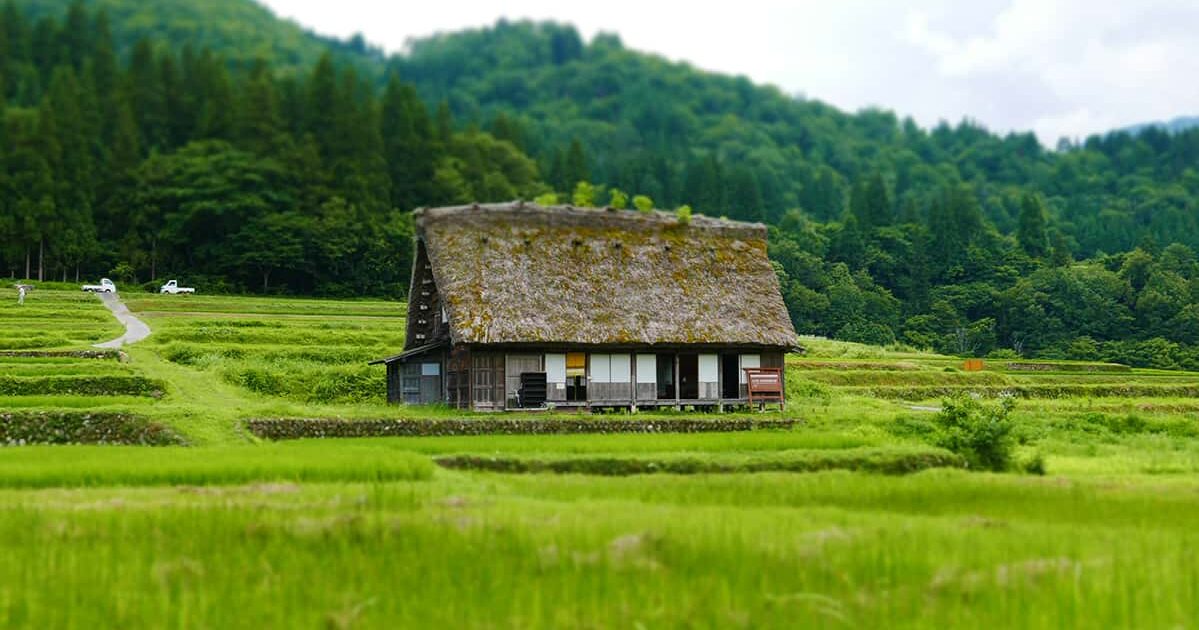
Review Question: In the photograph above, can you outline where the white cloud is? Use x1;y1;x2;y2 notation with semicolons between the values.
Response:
259;0;1199;144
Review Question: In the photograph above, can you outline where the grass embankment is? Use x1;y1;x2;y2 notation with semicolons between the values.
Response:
435;445;962;475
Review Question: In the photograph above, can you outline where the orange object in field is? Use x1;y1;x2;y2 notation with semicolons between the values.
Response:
962;358;985;371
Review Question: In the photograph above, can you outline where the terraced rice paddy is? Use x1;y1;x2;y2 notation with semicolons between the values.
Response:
2;289;1199;626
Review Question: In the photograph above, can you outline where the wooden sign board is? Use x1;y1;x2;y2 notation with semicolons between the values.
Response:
743;367;784;410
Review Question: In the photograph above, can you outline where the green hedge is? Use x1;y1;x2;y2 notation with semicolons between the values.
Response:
433;446;964;476
0;411;185;445
0;376;165;397
246;417;799;440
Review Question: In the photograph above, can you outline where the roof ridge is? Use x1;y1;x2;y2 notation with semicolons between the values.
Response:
415;201;768;236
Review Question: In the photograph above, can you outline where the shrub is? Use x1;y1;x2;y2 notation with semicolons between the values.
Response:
836;320;896;346
931;394;1016;472
675;204;692;225
633;195;653;212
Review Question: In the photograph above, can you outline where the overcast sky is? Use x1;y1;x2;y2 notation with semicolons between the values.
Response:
258;0;1199;145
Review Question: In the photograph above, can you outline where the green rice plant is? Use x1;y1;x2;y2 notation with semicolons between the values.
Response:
0;442;432;487
0;471;1196;626
854;383;1199;400
784;373;833;404
799;369;1013;387
308;367;385;403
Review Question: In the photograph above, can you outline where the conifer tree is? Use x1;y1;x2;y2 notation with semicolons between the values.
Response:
1016;192;1049;258
128;38;165;150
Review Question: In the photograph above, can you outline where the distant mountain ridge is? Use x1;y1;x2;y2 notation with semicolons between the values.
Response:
1117;116;1199;136
15;0;1199;257
12;0;384;75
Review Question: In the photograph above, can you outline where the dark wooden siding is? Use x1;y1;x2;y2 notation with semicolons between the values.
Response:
386;362;401;403
405;241;449;350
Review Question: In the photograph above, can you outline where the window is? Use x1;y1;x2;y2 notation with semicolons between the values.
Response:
739;354;760;384
401;363;421;404
636;355;657;384
698;354;718;382
590;354;611;383
545;354;566;384
610;354;631;383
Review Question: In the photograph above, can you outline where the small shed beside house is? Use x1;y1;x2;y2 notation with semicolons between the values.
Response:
371;202;799;410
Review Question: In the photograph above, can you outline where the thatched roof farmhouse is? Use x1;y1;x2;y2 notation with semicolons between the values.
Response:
374;202;798;410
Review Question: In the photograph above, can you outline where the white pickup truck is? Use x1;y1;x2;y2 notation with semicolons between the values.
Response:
159;280;195;295
82;278;116;293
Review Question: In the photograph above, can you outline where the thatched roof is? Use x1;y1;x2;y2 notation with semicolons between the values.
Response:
416;202;798;349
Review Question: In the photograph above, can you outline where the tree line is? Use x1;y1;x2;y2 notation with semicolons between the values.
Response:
6;6;1199;369
0;2;542;294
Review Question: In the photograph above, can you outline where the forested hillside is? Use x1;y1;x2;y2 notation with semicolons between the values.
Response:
11;0;381;74
5;2;1199;368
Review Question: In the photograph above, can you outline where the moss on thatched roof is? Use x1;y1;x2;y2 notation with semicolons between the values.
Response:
416;202;798;348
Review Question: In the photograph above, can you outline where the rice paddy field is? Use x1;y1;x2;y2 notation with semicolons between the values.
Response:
3;287;1199;627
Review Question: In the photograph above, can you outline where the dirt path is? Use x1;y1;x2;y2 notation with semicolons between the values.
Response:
94;293;152;348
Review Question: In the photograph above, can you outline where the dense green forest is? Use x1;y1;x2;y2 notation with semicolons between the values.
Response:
5;2;1199;368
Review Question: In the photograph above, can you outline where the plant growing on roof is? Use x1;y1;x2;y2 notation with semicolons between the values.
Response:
572;181;596;207
676;205;693;225
608;189;628;209
533;192;559;205
633;195;653;212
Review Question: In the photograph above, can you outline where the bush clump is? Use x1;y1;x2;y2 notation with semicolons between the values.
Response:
0;411;185;446
930;394;1016;472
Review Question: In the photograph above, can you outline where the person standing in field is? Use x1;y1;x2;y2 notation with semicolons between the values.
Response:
17;285;26;305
